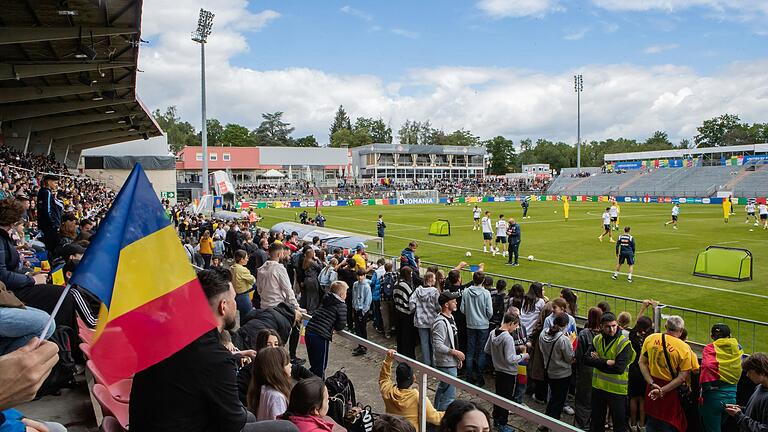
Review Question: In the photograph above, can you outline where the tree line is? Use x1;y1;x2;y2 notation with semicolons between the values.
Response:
155;106;767;174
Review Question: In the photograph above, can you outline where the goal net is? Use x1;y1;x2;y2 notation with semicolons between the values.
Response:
396;190;439;205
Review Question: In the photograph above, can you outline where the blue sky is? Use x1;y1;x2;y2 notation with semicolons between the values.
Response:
138;0;768;144
235;1;766;79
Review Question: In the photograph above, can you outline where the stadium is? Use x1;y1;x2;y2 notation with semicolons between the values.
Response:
1;1;768;432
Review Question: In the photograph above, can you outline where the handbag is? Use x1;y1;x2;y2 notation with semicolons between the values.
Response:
661;334;696;412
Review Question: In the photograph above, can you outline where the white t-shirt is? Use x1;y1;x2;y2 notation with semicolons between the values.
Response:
473;207;482;219
481;216;492;233
495;220;508;237
746;204;756;213
672;205;680;216
759;204;768;215
609;206;619;217
602;212;611;225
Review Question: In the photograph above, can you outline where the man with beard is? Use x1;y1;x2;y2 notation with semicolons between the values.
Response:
129;268;297;432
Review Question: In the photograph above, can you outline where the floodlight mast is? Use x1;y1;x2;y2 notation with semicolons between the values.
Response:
191;9;214;196
574;74;584;170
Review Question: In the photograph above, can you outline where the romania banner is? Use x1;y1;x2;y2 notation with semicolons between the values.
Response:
71;164;217;384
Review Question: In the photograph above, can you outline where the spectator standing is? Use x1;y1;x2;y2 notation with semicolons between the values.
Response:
371;258;386;334
573;307;602;430
299;249;323;314
628;316;654;432
409;272;440;366
583;312;636;432
394;267;417;359
199;230;214;268
318;258;338;294
257;244;300;311
520;282;546;335
538;313;575;429
700;324;743;432
35;174;62;252
639;316;699;432
433;291;464;411
484;313;529;432
231;250;256;318
460;271;493;386
725;352;768;431
379;262;398;339
304;281;347;379
377;215;386;238
351;270;372;356
400;241;418;269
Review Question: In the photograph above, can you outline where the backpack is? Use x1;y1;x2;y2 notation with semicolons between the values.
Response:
325;369;356;425
319;266;334;287
380;272;397;300
35;325;78;398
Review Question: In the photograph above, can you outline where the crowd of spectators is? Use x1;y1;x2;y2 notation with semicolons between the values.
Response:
235;176;551;203
2;147;768;432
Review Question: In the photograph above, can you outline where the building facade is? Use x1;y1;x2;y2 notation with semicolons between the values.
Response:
350;143;486;182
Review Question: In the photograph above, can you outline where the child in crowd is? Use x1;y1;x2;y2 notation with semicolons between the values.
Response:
543;298;577;336
490;279;506;329
352;269;372;356
409;271;440;366
304;281;348;378
617;311;632;337
506;306;530;404
485;313;529;432
247;347;293;421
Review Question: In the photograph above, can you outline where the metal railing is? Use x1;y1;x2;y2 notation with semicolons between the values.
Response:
370;253;768;354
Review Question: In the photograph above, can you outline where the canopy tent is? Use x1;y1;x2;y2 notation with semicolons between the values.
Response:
261;169;285;178
270;222;383;256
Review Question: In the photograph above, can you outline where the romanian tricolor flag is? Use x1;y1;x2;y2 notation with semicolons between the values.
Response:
71;164;217;384
700;338;743;385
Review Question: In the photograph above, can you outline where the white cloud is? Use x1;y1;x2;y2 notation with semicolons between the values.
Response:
340;5;374;22
137;1;768;146
643;43;680;54
591;0;768;21
476;0;564;18
564;28;590;40
391;28;420;39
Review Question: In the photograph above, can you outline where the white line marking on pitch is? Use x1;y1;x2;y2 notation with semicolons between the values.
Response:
636;247;680;254
717;241;741;245
261;210;768;300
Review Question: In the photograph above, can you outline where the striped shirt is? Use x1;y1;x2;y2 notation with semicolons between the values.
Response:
393;281;414;314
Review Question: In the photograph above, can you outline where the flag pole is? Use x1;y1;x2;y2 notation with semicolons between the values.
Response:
36;284;72;346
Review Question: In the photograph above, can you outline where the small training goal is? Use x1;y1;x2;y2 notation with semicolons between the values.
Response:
693;246;752;282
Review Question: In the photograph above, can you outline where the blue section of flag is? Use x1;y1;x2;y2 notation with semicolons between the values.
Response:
70;164;169;308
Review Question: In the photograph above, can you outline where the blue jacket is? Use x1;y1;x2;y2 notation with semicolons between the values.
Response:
352;279;372;314
36;187;62;231
400;247;417;269
460;285;493;329
370;271;381;301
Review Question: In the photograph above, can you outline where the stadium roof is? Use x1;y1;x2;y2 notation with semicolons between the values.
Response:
604;143;768;162
352;143;486;155
0;0;162;155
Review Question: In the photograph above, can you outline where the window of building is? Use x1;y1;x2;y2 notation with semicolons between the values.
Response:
210;153;217;161
223;153;231;161
195;153;203;161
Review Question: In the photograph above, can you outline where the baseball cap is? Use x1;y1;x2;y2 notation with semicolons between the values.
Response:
356;242;367;250
711;323;731;339
438;291;460;306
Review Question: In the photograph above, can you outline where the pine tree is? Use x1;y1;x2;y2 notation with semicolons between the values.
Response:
329;105;352;142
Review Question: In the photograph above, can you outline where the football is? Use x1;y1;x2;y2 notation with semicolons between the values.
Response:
528;255;534;261
465;251;472;257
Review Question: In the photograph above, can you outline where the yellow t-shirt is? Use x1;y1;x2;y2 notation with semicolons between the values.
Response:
199;238;214;255
352;253;366;271
641;333;699;382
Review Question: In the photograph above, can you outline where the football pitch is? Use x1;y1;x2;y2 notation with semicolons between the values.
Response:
259;200;767;341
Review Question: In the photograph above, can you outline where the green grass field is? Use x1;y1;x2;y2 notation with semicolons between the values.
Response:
259;200;768;350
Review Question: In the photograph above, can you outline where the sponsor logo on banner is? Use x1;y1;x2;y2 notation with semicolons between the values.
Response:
694;198;703;203
702;198;710;204
679;198;687;204
495;196;507;202
299;201;309;207
402;198;437;205
623;197;632;202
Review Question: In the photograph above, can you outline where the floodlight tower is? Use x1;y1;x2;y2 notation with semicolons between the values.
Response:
192;9;214;195
574;74;583;170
